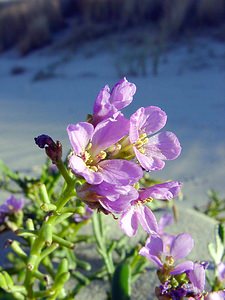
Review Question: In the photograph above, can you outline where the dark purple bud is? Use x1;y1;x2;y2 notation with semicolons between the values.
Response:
34;134;54;149
34;134;62;164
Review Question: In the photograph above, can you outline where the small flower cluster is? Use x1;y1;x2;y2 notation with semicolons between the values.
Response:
140;215;225;299
66;78;225;299
0;195;24;224
67;78;181;236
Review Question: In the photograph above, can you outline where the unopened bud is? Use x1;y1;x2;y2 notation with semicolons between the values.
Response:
34;134;62;164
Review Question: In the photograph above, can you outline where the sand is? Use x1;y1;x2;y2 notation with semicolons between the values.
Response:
0;33;224;298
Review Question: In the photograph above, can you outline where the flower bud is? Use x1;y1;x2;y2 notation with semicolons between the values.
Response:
34;134;62;164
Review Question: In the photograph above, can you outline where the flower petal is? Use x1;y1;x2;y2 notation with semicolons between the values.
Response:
91;113;129;156
69;155;103;184
67;122;94;155
130;106;167;143
139;236;163;268
170;260;194;275
187;262;205;293
94;183;138;214
158;213;174;232
99;159;143;185
136;205;158;235
120;206;138;237
93;85;114;124
205;291;225;300
134;146;165;171
218;262;225;282
170;233;194;260
139;247;163;269
145;131;181;161
110;77;136;110
139;181;182;201
146;235;164;257
93;85;111;115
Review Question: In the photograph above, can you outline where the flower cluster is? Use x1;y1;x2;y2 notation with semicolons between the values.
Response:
66;78;225;299
0;195;24;224
67;78;181;236
139;216;225;299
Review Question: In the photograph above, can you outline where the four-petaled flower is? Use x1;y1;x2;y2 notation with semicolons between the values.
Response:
120;181;181;237
139;233;194;276
129;106;181;171
76;181;138;214
67;112;143;185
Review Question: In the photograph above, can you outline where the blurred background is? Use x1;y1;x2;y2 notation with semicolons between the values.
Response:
0;0;225;206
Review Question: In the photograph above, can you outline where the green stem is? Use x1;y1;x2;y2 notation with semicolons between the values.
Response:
24;178;76;298
56;159;72;185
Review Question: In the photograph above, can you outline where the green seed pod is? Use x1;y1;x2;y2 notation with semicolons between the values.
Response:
39;183;51;204
55;258;68;281
40;203;57;212
2;271;14;289
26;218;34;231
52;234;74;249
12;292;25;300
40;223;53;246
0;272;9;291
75;206;85;215
11;241;27;259
54;272;70;289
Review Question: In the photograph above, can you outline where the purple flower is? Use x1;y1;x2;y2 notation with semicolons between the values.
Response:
74;205;93;223
76;182;138;214
217;262;225;283
0;196;25;214
158;213;176;254
139;233;194;276
188;262;206;296
0;196;25;224
204;291;225;300
93;78;136;125
67;113;143;185
129;106;181;171
120;181;182;237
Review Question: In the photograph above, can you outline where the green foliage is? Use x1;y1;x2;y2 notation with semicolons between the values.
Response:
0;159;149;299
195;190;225;222
112;263;131;300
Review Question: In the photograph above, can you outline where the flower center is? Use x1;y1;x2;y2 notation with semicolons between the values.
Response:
134;133;148;153
82;143;107;172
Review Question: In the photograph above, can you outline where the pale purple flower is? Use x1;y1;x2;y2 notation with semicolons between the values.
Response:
93;78;136;125
129;106;181;171
217;262;225;282
139;233;194;275
77;182;138;214
74;205;93;223
120;181;182;237
0;196;25;214
0;196;25;224
204;291;225;300
188;263;206;296
158;213;176;254
67;113;143;185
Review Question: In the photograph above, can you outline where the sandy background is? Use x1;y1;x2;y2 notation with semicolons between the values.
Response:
0;24;224;298
0;33;224;208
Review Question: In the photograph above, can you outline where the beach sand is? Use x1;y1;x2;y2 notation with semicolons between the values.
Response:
0;34;224;207
0;33;224;298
